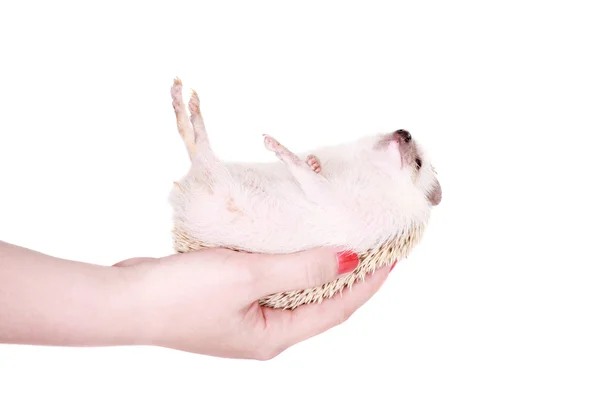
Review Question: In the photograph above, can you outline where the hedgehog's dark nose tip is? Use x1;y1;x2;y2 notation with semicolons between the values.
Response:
395;129;411;143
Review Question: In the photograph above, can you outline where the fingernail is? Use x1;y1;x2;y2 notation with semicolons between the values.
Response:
337;251;359;274
390;261;398;272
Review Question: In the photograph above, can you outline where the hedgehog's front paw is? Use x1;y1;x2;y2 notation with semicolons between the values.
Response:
263;134;281;152
306;155;321;173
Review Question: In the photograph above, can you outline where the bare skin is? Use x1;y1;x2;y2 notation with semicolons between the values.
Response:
0;240;391;359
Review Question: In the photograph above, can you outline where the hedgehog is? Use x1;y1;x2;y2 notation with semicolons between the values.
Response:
168;78;441;309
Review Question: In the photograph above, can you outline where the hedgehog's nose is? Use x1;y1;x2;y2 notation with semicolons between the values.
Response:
395;129;411;143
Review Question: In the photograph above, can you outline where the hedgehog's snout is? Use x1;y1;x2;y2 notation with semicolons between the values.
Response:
394;129;411;143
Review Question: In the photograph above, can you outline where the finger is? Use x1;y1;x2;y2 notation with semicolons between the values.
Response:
112;257;157;268
248;248;360;297
259;265;391;356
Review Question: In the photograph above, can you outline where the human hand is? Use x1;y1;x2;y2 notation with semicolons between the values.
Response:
114;248;392;360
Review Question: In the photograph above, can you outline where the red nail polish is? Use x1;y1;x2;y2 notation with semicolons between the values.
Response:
390;261;398;272
337;251;359;274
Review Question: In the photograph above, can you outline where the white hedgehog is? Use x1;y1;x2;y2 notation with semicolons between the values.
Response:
168;78;442;309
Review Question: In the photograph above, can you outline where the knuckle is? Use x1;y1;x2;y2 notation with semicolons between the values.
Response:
303;259;330;288
304;269;324;288
236;261;258;286
246;261;269;292
227;252;259;285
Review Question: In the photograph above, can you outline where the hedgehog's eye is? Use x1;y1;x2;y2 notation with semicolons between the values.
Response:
415;157;422;170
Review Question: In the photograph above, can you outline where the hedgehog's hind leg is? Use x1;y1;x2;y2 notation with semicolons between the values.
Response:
171;78;227;195
170;78;218;164
188;89;218;166
171;77;197;159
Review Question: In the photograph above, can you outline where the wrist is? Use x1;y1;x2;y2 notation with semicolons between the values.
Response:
49;264;149;348
115;260;173;348
110;263;159;347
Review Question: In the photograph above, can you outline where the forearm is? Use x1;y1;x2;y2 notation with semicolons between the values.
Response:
0;241;143;347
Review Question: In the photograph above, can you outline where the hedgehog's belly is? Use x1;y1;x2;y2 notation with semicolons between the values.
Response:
171;162;417;254
171;183;328;254
172;190;404;255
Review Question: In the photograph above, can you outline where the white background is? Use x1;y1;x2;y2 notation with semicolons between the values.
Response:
1;1;599;399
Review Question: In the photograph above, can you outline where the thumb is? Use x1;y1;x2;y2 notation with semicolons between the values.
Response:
258;264;392;357
249;248;360;298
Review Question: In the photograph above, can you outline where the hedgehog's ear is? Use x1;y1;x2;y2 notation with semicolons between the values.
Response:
428;176;442;206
